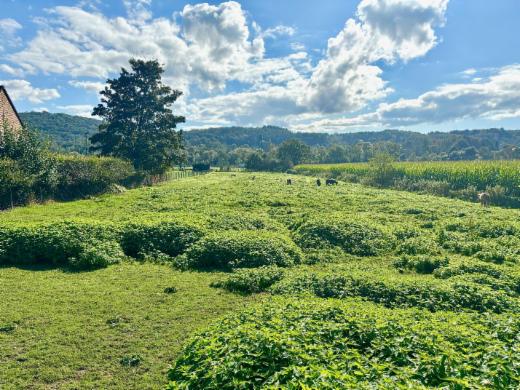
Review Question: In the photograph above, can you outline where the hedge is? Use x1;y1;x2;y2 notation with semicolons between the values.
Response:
54;154;135;200
179;231;303;269
120;220;206;259
0;221;121;269
293;214;392;256
0;217;206;269
270;273;517;313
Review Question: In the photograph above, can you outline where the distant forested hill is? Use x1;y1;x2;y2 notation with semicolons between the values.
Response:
184;126;520;151
184;126;520;162
19;111;520;162
20;111;100;153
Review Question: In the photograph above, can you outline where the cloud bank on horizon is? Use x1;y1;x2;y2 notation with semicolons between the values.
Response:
1;0;519;132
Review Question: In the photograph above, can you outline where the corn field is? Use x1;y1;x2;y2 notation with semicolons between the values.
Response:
296;160;520;206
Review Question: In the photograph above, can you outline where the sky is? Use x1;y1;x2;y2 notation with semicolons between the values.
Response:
1;0;520;133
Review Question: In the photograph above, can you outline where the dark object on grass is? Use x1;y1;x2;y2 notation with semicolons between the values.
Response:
287;179;292;185
164;287;177;294
316;179;321;186
326;178;338;185
0;324;16;333
192;163;210;172
120;355;142;367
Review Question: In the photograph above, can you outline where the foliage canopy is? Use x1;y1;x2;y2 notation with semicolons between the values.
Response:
90;59;185;173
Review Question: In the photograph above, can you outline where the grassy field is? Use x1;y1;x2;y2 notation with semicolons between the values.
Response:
0;263;258;389
1;172;520;388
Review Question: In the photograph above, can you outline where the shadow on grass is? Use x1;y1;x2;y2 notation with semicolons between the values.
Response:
0;262;103;273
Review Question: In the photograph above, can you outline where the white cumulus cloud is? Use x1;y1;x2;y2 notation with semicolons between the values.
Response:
0;79;60;103
5;0;454;129
69;80;106;93
293;65;520;132
305;0;448;113
0;18;23;50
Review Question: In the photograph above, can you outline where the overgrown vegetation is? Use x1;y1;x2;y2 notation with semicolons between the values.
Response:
0;121;137;209
2;173;520;388
176;231;302;269
167;298;520;389
296;159;520;207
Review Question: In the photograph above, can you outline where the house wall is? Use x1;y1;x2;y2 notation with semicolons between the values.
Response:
0;87;23;136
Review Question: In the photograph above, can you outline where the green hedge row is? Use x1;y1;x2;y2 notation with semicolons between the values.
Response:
0;222;121;269
167;298;520;389
53;155;137;200
293;214;392;256
270;273;517;313
0;219;205;270
0;219;302;271
0;154;136;209
177;231;303;269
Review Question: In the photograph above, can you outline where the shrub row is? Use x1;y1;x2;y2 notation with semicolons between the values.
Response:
269;273;517;313
0;222;121;269
167;298;520;389
438;230;520;264
293;214;392;256
120;220;205;259
0;220;302;271
0;154;136;209
176;231;303;270
53;154;137;200
435;262;520;296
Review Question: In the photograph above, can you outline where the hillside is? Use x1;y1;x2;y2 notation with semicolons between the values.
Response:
20;111;520;160
20;111;100;153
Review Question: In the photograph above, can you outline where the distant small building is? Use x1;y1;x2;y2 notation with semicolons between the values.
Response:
0;85;23;136
192;163;211;172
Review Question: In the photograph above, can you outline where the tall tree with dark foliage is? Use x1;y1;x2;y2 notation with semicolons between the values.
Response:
90;59;185;173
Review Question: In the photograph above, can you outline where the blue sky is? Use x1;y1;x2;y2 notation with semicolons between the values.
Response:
1;0;520;132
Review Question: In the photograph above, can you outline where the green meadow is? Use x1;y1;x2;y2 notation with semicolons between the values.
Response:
1;172;519;388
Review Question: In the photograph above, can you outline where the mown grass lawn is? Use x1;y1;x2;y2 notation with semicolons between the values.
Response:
0;262;257;389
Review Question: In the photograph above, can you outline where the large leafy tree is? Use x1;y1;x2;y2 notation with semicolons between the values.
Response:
276;139;311;166
90;59;185;174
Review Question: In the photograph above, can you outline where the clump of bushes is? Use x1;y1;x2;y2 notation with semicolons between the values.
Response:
54;155;136;200
434;262;520;295
438;230;483;256
294;215;391;256
212;266;285;294
0;159;35;208
208;213;283;232
166;298;520;389
396;236;440;255
178;231;303;269
0;221;124;270
0;123;138;209
0;217;207;270
120;220;205;259
270;273;516;313
68;239;124;270
393;255;448;274
434;262;504;280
